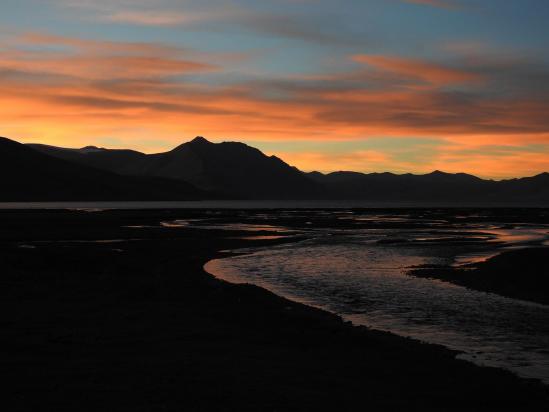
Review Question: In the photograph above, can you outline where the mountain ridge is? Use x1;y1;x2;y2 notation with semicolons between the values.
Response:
29;137;546;181
15;135;549;204
0;136;206;201
29;136;320;199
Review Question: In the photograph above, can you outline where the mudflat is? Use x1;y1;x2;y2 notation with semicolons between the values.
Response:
410;247;549;305
3;209;548;411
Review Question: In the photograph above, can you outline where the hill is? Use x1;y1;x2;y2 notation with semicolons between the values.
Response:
25;136;549;204
30;137;320;199
1;137;205;201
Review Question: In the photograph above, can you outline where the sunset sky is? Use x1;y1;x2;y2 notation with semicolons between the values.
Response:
1;0;549;178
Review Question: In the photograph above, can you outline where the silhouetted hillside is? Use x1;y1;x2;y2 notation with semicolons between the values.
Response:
28;144;150;176
1;137;205;201
410;248;549;305
25;136;549;204
307;170;488;202
31;137;320;199
308;170;549;204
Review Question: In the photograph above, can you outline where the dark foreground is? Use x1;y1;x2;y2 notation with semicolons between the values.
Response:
2;210;548;411
410;248;549;305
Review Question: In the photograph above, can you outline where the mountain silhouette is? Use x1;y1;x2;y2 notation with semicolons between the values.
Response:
30;137;320;199
308;170;549;204
21;136;549;204
0;137;205;201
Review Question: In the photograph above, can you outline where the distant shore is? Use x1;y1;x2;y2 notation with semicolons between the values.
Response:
3;209;549;411
409;248;549;305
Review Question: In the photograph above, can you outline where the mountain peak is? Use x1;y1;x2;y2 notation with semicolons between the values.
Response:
79;145;104;153
190;136;211;144
171;136;212;153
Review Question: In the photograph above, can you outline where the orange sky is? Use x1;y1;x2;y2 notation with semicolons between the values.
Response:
1;0;549;179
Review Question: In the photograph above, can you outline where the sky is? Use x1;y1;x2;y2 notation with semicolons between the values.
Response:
1;0;549;179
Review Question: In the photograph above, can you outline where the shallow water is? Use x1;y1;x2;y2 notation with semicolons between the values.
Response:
0;200;543;210
206;220;549;384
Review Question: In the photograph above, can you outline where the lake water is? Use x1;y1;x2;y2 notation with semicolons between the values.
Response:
0;200;539;210
204;213;549;384
5;203;549;383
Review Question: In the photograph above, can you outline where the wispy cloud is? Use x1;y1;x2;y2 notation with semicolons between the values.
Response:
401;0;459;9
1;23;549;177
54;0;365;45
352;54;482;86
3;32;549;136
4;32;217;80
105;11;196;26
56;0;226;27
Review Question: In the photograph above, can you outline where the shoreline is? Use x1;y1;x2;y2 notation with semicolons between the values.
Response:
409;247;549;306
203;248;463;352
4;209;549;410
197;235;549;393
2;201;549;210
204;245;549;384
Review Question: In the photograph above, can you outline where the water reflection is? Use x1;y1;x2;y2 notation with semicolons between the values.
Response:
205;222;549;384
233;235;292;241
162;220;297;233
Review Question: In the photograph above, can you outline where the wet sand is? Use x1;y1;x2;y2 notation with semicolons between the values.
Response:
409;247;549;305
2;209;549;411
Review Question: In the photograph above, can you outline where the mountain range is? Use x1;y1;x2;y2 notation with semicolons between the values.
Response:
0;135;547;204
0;136;204;201
28;136;318;199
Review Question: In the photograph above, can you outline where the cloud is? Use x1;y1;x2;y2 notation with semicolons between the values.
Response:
96;6;246;28
55;0;365;45
3;34;549;141
56;0;243;27
1;30;549;178
352;54;482;86
5;32;217;80
229;13;363;45
19;32;184;54
46;94;238;115
105;11;195;26
401;0;458;9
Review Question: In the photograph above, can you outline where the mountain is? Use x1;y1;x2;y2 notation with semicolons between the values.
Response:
29;137;320;199
308;170;549;204
24;136;549;204
308;170;488;202
27;143;150;176
0;137;205;201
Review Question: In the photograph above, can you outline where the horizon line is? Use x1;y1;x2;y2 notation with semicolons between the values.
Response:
6;135;549;182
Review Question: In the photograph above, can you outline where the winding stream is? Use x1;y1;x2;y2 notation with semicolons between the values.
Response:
205;221;549;384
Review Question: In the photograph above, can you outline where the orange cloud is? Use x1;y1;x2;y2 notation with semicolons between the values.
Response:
4;33;216;80
353;54;481;86
18;32;182;54
1;32;549;178
402;0;457;9
106;11;195;26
